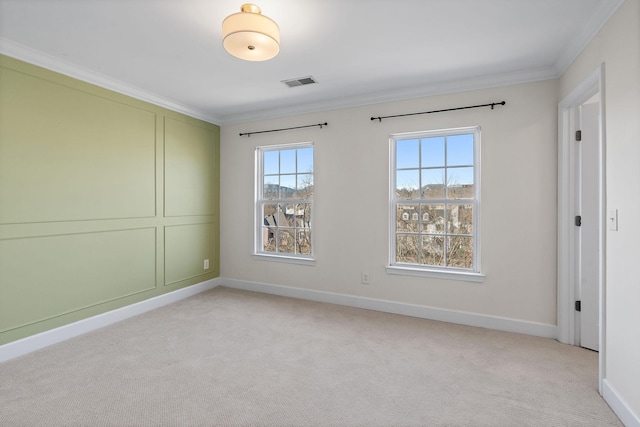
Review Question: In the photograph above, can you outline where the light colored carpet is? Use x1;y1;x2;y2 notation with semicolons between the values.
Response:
0;286;622;426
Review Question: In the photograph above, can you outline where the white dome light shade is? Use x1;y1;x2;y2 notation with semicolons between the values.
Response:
222;4;280;61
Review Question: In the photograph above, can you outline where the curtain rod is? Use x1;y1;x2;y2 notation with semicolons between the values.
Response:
371;101;506;122
240;122;328;137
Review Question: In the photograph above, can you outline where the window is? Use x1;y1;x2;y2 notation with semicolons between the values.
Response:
255;143;314;264
388;127;483;281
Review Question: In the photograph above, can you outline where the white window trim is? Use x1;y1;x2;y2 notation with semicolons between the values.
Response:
251;253;315;266
387;126;482;281
385;265;485;282
254;141;315;263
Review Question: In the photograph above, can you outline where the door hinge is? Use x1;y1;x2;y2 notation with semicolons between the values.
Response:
576;130;582;141
575;300;582;312
575;215;582;226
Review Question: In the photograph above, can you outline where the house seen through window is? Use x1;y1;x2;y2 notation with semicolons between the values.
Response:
255;143;314;260
390;127;480;274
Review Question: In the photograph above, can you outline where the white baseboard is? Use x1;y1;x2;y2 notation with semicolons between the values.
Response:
603;379;640;427
221;278;557;339
0;278;220;363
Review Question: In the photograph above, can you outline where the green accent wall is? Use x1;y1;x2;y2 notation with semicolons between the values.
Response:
0;55;220;345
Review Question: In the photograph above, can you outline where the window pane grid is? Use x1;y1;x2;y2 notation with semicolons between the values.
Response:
261;203;312;255
394;199;474;268
257;144;313;258
392;129;478;272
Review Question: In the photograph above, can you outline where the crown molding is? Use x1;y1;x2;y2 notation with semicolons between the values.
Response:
553;0;624;74
0;37;222;125
218;66;558;125
3;0;621;129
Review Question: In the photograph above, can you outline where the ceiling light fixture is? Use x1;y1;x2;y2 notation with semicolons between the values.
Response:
222;4;280;61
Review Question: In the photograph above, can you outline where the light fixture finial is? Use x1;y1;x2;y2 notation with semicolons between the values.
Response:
222;3;280;61
240;4;261;14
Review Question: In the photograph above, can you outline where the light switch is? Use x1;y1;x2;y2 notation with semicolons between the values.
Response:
608;209;618;231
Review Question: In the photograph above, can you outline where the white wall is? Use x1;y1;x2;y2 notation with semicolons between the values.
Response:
560;0;640;423
220;80;558;328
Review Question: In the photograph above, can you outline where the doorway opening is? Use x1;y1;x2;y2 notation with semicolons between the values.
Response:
557;64;605;393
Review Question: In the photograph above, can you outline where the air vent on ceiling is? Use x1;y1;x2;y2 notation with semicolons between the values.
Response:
282;76;317;88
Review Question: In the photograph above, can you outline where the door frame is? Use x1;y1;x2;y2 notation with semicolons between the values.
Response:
557;64;606;393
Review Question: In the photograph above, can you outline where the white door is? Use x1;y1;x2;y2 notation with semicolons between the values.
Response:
576;100;600;352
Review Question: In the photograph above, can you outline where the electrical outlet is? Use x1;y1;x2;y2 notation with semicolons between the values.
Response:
204;259;210;270
361;272;370;284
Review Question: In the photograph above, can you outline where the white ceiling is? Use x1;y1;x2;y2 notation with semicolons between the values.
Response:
0;0;623;125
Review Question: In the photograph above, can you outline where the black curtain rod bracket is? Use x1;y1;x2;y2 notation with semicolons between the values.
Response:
240;122;328;137
371;101;506;122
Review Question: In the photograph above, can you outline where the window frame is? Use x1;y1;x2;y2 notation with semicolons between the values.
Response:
253;142;315;265
386;126;484;282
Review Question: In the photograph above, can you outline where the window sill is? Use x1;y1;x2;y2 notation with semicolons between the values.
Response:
252;253;316;266
385;265;485;283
